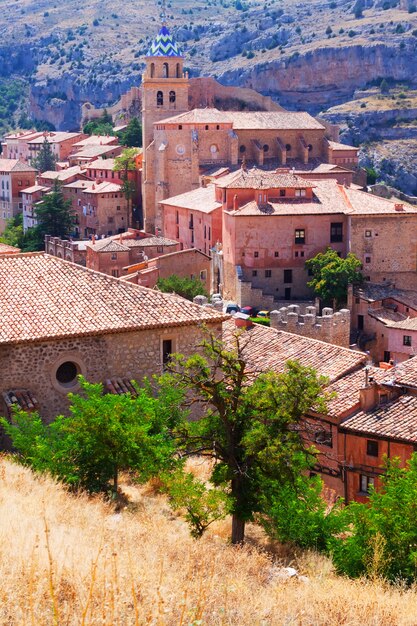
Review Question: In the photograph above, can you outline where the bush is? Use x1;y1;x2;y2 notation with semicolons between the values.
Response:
250;317;270;326
156;274;208;301
329;455;417;583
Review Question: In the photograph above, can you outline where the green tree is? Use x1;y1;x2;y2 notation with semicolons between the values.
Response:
161;330;330;544
83;109;114;136
161;468;231;538
156;274;208;300
32;137;57;172
34;179;75;243
380;78;390;95
114;148;140;228
117;117;142;148
259;465;343;551
305;247;363;308
329;454;417;582
0;213;43;252
1;377;177;496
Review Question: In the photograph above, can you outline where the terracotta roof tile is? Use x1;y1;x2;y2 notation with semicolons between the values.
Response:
0;243;21;255
382;357;417;389
216;168;314;190
341;395;417;443
326;366;385;417
159;108;325;130
0;253;227;345
0;159;37;173
223;320;366;383
161;185;222;213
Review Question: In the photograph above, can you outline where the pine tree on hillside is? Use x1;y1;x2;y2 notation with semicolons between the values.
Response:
32;137;57;172
34;180;75;243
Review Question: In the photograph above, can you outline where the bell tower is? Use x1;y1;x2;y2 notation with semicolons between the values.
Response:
142;12;189;151
141;7;189;232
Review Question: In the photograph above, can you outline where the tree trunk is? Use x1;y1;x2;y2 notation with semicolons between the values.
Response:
231;513;245;545
113;467;118;494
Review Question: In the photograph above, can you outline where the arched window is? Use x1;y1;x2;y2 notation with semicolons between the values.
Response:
285;143;292;152
263;144;269;153
239;145;246;153
163;62;169;78
176;62;181;78
169;90;176;103
150;63;155;78
308;144;313;152
157;91;163;106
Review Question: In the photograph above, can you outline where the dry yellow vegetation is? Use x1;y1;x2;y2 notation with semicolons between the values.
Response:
1;456;417;626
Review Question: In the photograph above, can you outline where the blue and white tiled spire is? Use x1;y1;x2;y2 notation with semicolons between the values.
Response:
146;2;182;58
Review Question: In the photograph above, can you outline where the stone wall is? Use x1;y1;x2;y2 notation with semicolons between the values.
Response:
0;323;222;422
45;236;86;266
270;305;351;347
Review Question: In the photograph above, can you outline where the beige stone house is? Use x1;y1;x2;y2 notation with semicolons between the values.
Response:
0;253;226;421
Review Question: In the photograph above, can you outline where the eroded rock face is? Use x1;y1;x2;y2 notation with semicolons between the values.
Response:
218;41;417;112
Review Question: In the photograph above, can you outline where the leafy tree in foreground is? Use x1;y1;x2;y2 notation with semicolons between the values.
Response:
34;179;75;244
259;463;343;551
32;136;57;172
162;330;330;544
329;454;417;583
157;274;208;301
305;247;363;308
1;378;177;496
83;109;113;136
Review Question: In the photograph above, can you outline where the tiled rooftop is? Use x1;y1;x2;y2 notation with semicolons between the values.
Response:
344;186;417;215
341;394;417;443
40;166;86;181
20;184;49;195
0;159;37;173
0;253;227;345
0;243;21;255
87;239;129;253
355;283;417;308
223;320;367;383
216;168;315;190
383;357;417;389
28;132;82;145
161;185;222;213
71;145;121;159
122;236;178;248
326;366;385;417
160;108;325;130
328;140;358;151
368;307;407;325
72;136;119;148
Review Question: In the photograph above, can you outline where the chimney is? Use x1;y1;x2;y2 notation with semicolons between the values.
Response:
359;368;378;411
241;156;247;172
92;234;96;245
233;194;238;211
395;203;404;212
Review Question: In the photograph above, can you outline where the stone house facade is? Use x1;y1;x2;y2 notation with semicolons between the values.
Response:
0;253;226;422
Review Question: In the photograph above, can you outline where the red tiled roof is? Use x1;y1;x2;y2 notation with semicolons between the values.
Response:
159;108;325;130
341;395;417;443
216;168;315;190
0;159;37;173
326;366;385;417
223;320;367;383
0;243;21;255
161;184;222;213
0;253;227;345
382;357;417;389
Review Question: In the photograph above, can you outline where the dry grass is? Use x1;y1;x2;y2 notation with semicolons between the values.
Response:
1;456;417;625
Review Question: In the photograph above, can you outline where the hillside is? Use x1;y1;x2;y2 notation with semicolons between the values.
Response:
2;456;417;625
2;0;417;131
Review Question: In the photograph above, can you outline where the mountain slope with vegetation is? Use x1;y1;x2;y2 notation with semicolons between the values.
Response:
1;0;416;131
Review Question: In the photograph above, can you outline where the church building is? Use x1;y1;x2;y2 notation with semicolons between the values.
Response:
141;17;360;235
